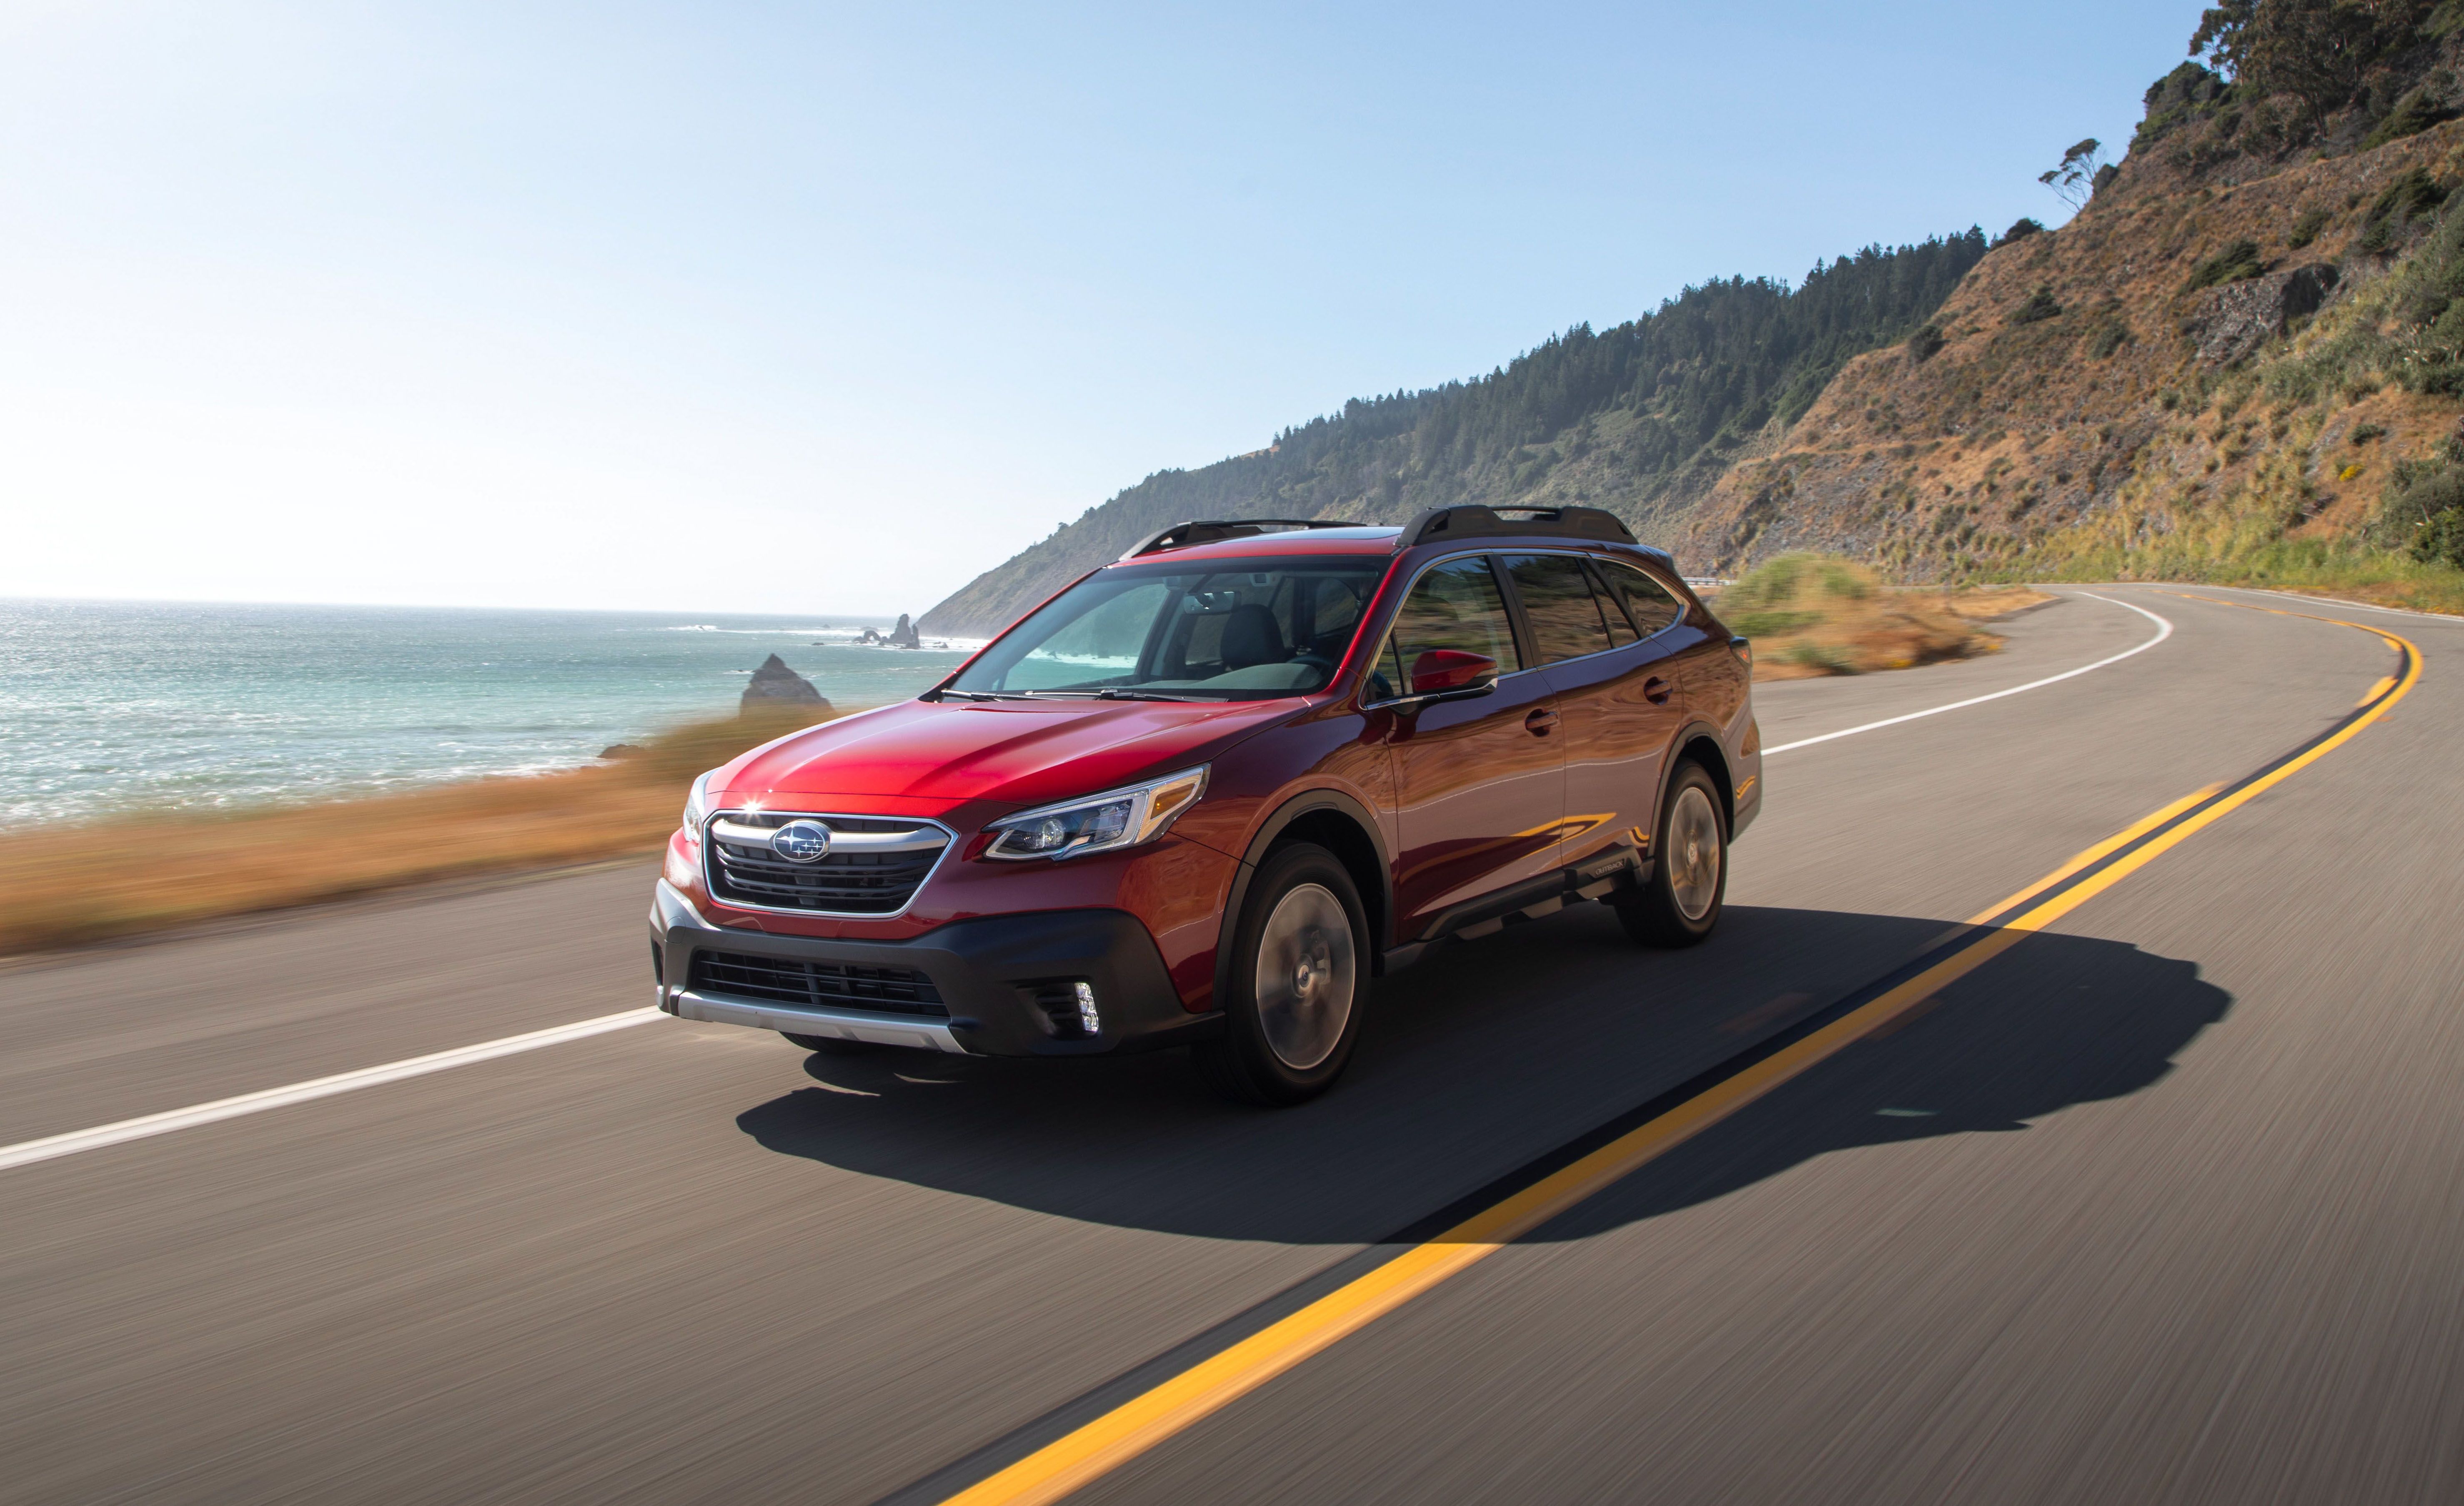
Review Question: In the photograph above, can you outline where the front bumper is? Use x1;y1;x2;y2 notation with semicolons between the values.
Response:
649;882;1217;1057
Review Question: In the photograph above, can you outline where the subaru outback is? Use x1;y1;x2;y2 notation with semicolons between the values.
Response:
649;504;1760;1104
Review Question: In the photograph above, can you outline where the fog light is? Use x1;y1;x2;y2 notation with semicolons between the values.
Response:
1073;981;1100;1036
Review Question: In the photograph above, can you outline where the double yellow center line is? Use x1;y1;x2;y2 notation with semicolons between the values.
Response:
912;596;2422;1506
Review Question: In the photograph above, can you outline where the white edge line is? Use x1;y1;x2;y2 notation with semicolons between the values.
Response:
2225;585;2464;623
0;1008;662;1173
1764;593;2174;755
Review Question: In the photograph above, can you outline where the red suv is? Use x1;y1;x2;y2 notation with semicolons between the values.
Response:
650;505;1760;1103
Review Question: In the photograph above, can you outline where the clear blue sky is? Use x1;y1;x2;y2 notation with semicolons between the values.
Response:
0;1;2206;615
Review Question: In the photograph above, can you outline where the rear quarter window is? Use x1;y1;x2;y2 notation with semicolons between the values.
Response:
1594;559;1684;638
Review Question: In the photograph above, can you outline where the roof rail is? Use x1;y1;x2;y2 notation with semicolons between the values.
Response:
1118;518;1361;560
1399;505;1636;550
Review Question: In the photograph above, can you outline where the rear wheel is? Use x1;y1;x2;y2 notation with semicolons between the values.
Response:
1194;842;1368;1106
1614;761;1726;947
781;1033;888;1056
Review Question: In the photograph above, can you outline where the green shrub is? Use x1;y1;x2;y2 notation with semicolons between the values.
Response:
2361;169;2447;254
2287;207;2331;248
1729;609;1823;637
2362;88;2446;151
1725;554;1807;608
1996;218;2046;248
2384;457;2464;551
1815;561;1871;599
1783;642;1857;674
2008;285;2064;325
2088;319;2135;358
2417;507;2464;568
1907;323;1946;362
2186;240;2265;290
2351;423;2387;445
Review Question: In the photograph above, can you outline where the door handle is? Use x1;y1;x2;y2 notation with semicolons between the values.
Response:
1524;707;1559;736
1643;676;1674;705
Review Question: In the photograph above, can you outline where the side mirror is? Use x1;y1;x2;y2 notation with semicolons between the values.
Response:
1408;649;1499;697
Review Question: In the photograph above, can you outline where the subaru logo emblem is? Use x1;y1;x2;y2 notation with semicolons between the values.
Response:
770;819;834;863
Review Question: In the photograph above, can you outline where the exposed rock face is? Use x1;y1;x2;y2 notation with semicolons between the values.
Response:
889;614;922;649
741;653;831;712
597;743;646;760
2186;264;2340;367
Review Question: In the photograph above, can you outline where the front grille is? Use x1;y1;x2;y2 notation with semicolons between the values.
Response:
691;949;947;1017
705;812;947;915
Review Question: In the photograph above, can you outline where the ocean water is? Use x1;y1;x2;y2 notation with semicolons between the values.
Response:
0;599;980;829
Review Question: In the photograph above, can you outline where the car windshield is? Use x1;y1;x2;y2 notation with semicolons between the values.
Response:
945;557;1390;701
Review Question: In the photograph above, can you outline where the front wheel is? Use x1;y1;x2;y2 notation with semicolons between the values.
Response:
1613;761;1727;947
1193;842;1369;1106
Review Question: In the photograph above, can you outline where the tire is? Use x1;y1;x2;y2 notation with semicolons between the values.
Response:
1613;760;1727;948
781;1032;888;1056
1193;842;1370;1106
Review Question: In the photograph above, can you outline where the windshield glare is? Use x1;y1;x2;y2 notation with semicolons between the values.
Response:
948;558;1389;700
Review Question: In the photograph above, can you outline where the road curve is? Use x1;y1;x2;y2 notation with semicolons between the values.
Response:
5;585;2461;1505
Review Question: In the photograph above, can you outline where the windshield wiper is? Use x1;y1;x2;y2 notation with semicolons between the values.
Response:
932;689;1040;702
1017;688;1214;703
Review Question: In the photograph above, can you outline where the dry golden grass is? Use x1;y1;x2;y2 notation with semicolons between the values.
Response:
0;708;829;958
1934;584;2060;622
1706;555;2048;681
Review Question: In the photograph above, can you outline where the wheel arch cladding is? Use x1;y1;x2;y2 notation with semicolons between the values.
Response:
1270;809;1385;956
1679;732;1734;827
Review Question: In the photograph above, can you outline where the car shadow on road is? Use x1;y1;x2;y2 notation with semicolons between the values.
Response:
734;903;2231;1246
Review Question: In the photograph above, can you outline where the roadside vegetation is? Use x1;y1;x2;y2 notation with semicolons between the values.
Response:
0;708;829;958
1710;554;2048;680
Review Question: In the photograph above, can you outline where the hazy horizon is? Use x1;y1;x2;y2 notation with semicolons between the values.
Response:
3;1;2201;616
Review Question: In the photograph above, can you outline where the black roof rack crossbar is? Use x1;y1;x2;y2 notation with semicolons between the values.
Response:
1119;518;1362;560
1398;505;1637;550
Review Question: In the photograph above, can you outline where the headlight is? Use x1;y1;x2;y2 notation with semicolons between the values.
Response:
681;769;721;835
981;766;1209;861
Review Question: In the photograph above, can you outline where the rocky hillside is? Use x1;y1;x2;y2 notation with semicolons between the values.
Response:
1679;18;2464;597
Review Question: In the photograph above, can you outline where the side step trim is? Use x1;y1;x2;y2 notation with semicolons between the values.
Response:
1383;847;1649;972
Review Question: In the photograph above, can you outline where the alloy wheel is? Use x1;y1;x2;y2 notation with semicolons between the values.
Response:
1253;882;1357;1070
1666;784;1723;922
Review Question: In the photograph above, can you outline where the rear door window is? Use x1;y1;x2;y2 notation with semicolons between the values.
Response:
1502;553;1614;664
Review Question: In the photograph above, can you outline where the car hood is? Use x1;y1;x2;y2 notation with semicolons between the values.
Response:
721;697;1295;809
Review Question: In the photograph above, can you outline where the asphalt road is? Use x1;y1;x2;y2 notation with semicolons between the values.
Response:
5;584;2461;1505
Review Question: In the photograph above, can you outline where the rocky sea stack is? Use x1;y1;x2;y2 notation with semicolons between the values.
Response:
741;653;831;713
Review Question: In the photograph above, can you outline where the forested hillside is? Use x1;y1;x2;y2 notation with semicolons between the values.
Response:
922;233;1987;634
